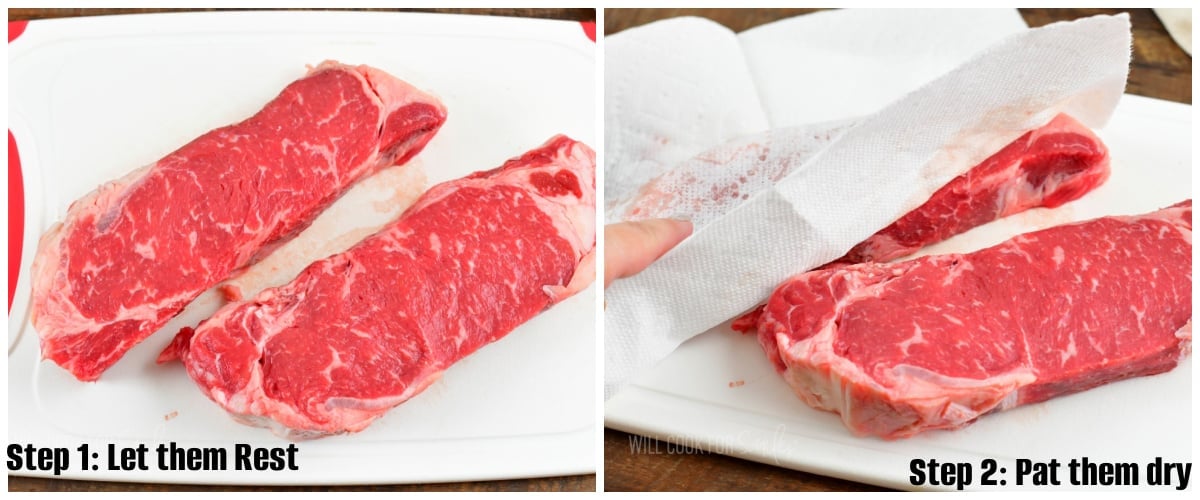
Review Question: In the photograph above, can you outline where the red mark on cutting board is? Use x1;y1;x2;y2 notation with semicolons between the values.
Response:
9;131;24;311
580;21;595;42
9;21;27;43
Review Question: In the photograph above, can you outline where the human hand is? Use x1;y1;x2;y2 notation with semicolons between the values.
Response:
604;219;693;288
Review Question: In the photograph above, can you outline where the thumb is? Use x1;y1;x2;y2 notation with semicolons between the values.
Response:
604;219;693;288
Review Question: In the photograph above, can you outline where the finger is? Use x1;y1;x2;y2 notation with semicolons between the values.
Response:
604;219;693;288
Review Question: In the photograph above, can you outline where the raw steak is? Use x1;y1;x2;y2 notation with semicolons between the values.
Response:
834;113;1110;264
732;113;1109;331
750;201;1192;439
30;61;448;381
160;136;596;438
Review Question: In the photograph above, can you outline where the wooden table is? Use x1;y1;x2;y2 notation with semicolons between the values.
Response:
602;8;1190;492
6;7;595;493
10;7;595;24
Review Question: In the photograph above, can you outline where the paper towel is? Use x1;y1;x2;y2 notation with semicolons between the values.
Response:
614;118;857;227
605;13;1132;399
740;8;1029;126
605;17;768;215
604;10;1030;220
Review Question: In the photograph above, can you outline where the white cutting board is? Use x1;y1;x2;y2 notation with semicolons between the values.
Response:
8;11;596;485
606;94;1192;491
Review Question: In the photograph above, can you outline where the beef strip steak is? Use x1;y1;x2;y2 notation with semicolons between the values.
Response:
732;113;1110;332
751;201;1191;439
160;136;597;439
30;61;447;381
834;113;1110;264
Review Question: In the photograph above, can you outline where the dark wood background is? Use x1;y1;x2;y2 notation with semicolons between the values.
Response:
10;8;595;23
7;7;595;494
602;7;1190;492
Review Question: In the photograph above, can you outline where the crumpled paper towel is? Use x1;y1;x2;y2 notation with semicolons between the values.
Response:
613;118;858;226
605;16;767;216
605;13;1132;399
605;8;1029;212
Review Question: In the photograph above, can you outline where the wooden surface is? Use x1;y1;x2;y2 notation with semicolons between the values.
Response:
10;7;595;22
7;7;595;493
7;475;595;493
602;7;1190;492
